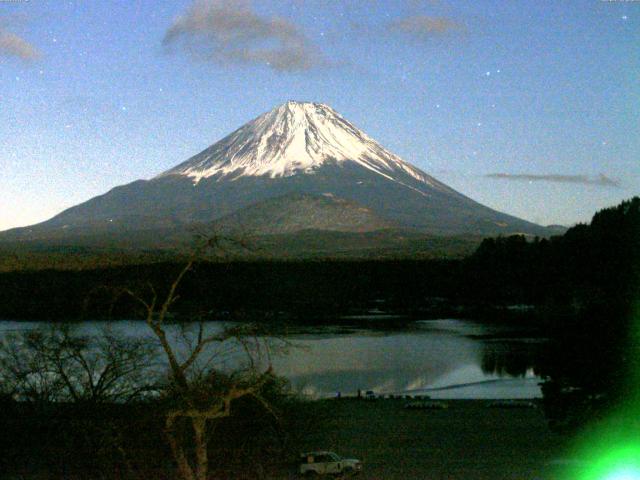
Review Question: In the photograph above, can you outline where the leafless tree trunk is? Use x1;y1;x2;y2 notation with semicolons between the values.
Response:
124;238;278;480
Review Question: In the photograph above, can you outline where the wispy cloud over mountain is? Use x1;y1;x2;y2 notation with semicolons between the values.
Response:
486;173;621;188
163;0;324;72
0;26;40;61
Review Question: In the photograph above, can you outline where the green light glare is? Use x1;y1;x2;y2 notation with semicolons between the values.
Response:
604;468;640;480
578;444;640;480
561;300;640;480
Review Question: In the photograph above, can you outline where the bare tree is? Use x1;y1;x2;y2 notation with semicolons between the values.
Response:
0;324;158;404
123;237;281;480
0;233;285;479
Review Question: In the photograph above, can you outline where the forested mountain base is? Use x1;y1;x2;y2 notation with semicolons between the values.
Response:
0;198;637;326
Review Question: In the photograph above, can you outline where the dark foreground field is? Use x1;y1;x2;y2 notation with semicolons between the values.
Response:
298;398;567;480
0;397;600;479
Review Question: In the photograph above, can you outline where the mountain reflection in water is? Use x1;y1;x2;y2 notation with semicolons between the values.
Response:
270;320;544;399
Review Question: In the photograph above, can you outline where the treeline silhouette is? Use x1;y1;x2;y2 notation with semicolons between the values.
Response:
467;196;639;310
460;197;639;428
473;198;639;416
0;258;461;322
0;198;637;328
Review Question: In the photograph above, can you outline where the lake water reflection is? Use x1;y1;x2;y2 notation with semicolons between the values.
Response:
0;319;544;399
274;320;544;399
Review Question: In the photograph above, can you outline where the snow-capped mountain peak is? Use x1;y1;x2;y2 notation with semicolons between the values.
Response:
4;100;550;242
160;101;442;190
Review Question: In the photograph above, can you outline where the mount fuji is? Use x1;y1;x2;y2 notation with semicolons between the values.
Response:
3;101;553;250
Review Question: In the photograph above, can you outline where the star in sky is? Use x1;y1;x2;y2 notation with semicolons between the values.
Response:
0;1;637;231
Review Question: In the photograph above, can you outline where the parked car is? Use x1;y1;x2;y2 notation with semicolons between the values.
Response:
299;451;362;476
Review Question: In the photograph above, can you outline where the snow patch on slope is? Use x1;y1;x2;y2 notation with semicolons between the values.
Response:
159;101;449;194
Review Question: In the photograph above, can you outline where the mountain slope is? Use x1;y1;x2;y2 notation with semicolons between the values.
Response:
213;193;395;234
2;101;551;245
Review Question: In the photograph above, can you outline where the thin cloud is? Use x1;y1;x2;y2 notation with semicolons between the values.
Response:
389;15;463;38
486;173;621;188
0;28;40;61
163;0;324;72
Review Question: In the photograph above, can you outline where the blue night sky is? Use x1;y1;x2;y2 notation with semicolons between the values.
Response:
1;0;638;231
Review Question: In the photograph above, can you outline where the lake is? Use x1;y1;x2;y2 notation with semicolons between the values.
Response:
0;319;545;399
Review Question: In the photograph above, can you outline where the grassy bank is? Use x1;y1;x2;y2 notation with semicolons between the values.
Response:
297;398;566;480
0;396;593;479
